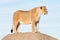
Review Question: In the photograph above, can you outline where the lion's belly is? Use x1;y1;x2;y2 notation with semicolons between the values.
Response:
19;17;32;24
19;20;31;24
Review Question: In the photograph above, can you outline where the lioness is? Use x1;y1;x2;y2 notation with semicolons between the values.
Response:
11;6;48;33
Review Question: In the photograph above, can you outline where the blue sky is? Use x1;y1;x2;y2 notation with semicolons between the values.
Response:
0;0;60;40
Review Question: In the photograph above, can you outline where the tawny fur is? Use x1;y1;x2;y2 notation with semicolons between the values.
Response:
11;6;48;33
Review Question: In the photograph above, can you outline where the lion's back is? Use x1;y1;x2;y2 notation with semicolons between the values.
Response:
13;10;33;24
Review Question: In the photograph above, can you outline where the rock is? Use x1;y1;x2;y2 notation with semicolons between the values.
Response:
2;32;57;40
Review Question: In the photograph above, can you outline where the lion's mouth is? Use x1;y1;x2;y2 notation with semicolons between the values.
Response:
44;11;48;15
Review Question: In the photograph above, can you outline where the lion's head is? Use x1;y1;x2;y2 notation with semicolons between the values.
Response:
40;6;48;15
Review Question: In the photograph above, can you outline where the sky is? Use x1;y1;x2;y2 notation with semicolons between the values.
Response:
0;0;60;40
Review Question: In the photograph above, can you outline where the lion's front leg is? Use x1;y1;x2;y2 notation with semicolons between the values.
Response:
35;21;39;33
36;23;39;33
32;22;35;33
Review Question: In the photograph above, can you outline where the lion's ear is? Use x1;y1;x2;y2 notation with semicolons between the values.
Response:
40;6;42;9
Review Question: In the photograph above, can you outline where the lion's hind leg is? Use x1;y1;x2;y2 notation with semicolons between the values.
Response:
16;22;20;32
11;19;19;33
13;21;19;33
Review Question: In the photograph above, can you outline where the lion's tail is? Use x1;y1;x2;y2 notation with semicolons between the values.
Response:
11;27;13;33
